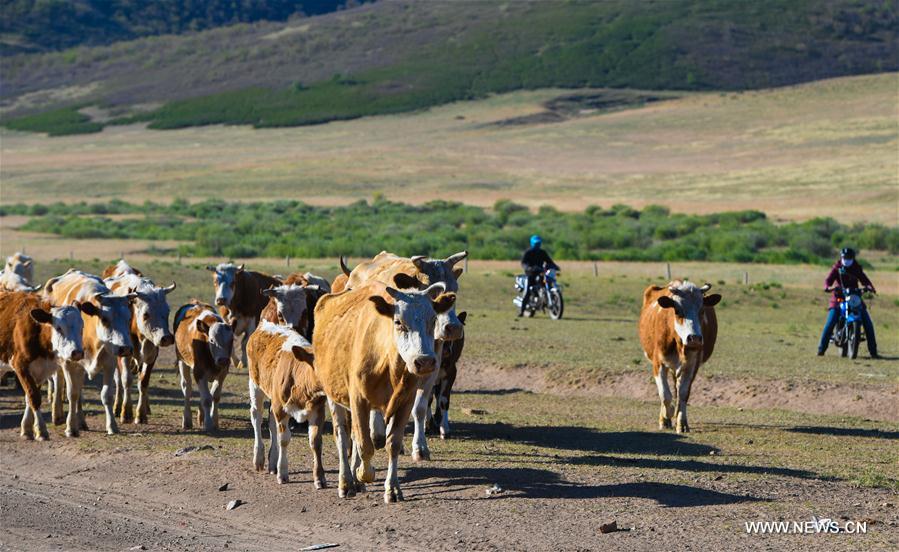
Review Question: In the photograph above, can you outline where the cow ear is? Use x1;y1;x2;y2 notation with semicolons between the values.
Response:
291;345;314;365
78;301;100;317
369;296;395;318
196;319;210;335
703;294;722;307
657;296;678;310
452;267;464;279
432;292;456;314
29;309;53;324
261;287;277;298
205;265;216;272
392;273;421;290
457;311;468;325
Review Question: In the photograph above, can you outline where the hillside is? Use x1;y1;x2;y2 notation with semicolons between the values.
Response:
2;0;896;133
0;0;369;55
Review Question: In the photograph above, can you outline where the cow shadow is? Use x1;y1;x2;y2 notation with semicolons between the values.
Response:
563;454;826;481
787;426;899;439
453;388;527;396
403;466;760;506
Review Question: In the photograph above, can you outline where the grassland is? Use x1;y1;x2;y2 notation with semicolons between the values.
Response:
2;73;897;224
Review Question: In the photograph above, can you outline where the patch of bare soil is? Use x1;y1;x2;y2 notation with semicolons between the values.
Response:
487;90;676;127
460;361;899;423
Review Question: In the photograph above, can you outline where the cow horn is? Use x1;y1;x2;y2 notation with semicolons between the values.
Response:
422;282;447;299
237;264;245;271
28;283;43;292
163;282;177;294
410;255;427;270
444;251;468;268
304;284;320;292
261;286;277;297
339;256;352;276
700;283;712;293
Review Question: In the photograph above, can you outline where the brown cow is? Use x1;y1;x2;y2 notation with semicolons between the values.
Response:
246;320;326;487
45;270;135;437
104;260;176;424
258;273;327;338
206;263;280;368
313;277;455;502
173;301;234;432
638;280;720;433
0;292;90;440
342;250;467;461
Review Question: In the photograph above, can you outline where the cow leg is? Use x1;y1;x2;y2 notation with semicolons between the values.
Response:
100;361;119;435
267;406;280;474
426;379;440;435
308;401;327;489
328;399;356;498
675;362;697;434
384;398;416;503
197;376;214;433
350;393;375;485
13;359;44;440
136;361;153;424
240;320;255;371
113;360;123;419
210;370;227;429
119;359;135;424
411;368;440;462
273;408;292;484
653;361;673;430
249;378;266;472
178;361;193;430
63;365;82;438
439;366;457;439
369;410;386;450
50;370;65;426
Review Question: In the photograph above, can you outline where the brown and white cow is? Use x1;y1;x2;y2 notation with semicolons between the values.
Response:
206;263;280;368
258;273;326;338
638;280;720;433
0;292;90;440
427;311;467;439
0;252;39;292
45;270;136;436
173;301;234;432
103;260;176;424
313;277;455;502
342;251;467;461
246;320;326;487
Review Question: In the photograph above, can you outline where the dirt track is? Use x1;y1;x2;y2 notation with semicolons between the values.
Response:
0;358;897;552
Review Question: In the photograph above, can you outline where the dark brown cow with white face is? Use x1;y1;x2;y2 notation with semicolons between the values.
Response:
0;292;89;440
206;263;280;368
427;311;467;439
638;280;720;433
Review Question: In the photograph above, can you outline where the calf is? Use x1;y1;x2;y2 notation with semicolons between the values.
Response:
206;263;280;368
174;301;234;432
45;270;135;436
258;278;323;338
313;277;455;502
246;320;326;487
0;292;89;440
344;250;467;461
638;280;720;433
427;311;467;439
104;260;176;424
1;252;38;292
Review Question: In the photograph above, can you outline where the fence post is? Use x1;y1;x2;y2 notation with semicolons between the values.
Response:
593;262;598;277
665;263;672;280
286;255;290;268
464;257;469;273
743;271;749;285
177;252;182;264
69;251;74;261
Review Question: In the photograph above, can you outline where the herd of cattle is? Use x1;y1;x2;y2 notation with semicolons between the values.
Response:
0;250;720;503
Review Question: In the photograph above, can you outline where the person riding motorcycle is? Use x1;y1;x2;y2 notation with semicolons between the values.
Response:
518;235;560;317
817;248;879;358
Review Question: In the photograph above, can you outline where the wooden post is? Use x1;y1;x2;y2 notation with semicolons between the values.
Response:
464;257;469;273
665;263;672;280
286;255;290;268
743;271;749;285
69;251;73;261
593;262;598;277
177;252;182;264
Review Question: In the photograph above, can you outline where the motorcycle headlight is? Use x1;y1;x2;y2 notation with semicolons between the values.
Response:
848;295;862;308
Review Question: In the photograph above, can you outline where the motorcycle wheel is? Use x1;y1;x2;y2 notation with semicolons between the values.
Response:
848;322;860;360
548;290;564;320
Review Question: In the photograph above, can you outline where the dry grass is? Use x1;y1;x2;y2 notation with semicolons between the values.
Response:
2;73;896;223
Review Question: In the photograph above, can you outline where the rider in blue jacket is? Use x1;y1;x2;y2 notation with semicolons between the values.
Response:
518;235;560;317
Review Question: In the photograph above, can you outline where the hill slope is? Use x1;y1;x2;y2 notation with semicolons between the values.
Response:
2;0;897;133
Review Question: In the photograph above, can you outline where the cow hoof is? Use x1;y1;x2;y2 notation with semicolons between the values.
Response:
372;435;386;450
65;429;79;438
439;431;448;440
355;465;375;484
659;418;673;430
411;449;430;462
268;468;277;475
20;432;34;441
277;475;288;484
182;422;193;431
135;415;148;425
36;431;49;441
106;428;119;436
314;479;327;490
676;423;689;434
338;485;356;498
384;488;403;503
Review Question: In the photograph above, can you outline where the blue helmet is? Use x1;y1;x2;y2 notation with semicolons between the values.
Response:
530;234;542;247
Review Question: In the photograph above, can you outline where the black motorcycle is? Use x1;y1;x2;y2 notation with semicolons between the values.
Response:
513;268;563;319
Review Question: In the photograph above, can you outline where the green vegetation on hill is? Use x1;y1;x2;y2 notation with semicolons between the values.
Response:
3;0;896;134
3;199;896;263
1;105;103;136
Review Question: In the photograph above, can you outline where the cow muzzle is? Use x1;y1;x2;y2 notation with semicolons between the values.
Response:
215;298;227;306
159;334;175;347
70;350;84;362
685;335;704;348
412;355;437;375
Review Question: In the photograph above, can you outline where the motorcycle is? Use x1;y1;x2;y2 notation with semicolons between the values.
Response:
826;274;873;359
513;268;563;319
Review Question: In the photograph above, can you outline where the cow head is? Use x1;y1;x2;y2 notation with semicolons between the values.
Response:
369;279;456;376
261;284;317;333
132;281;176;347
5;252;34;282
206;263;244;307
406;251;467;341
657;281;722;351
85;292;137;357
196;316;234;369
31;304;89;362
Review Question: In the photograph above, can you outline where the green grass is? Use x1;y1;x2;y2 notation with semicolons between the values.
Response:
1;106;103;136
5;199;898;262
